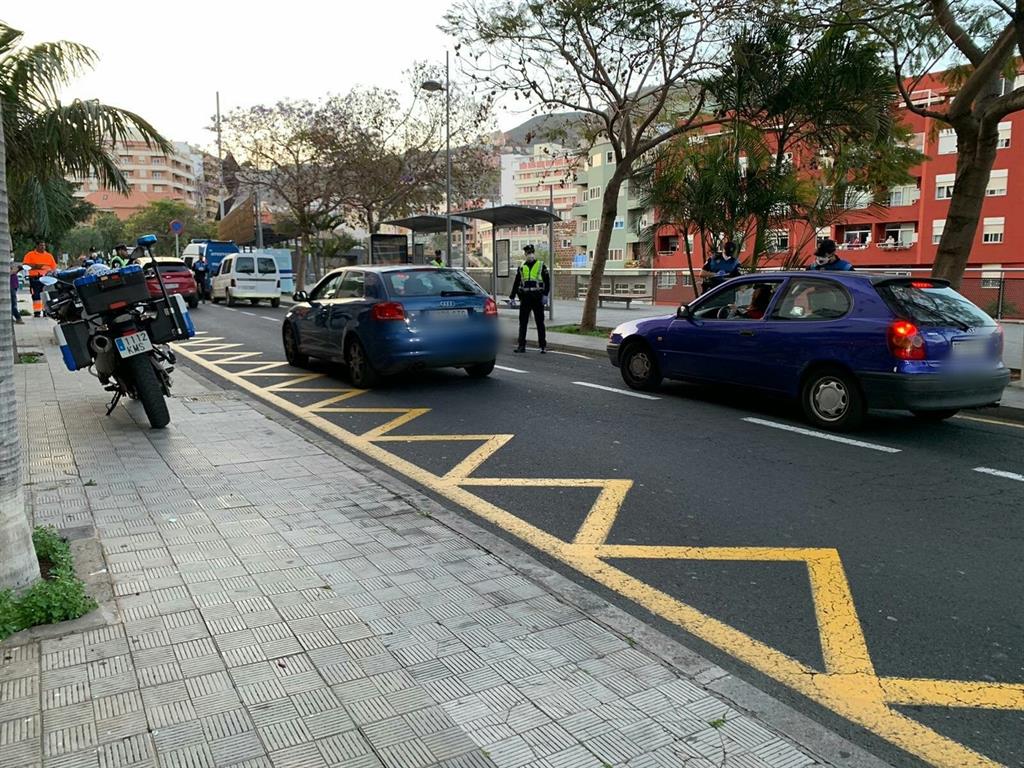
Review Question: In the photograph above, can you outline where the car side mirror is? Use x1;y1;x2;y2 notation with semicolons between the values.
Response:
293;290;309;303
676;303;691;320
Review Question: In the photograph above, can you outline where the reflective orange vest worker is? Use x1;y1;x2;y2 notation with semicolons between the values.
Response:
23;243;57;317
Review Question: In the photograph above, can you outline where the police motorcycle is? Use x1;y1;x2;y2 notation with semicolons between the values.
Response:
42;234;195;429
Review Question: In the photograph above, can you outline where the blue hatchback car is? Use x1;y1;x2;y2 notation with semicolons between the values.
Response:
607;272;1010;430
283;266;499;387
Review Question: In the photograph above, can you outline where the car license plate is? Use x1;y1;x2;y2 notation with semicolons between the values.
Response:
951;339;987;357
164;283;179;289
431;309;469;320
115;333;153;358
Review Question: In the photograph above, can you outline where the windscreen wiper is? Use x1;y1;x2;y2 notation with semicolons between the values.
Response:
899;297;971;331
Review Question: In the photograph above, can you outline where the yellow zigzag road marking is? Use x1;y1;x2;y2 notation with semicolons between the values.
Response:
172;344;1017;768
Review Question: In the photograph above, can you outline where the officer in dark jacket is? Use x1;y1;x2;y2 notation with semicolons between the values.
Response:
509;244;550;353
807;238;854;271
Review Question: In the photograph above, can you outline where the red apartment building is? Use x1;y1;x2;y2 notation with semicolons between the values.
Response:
654;69;1024;281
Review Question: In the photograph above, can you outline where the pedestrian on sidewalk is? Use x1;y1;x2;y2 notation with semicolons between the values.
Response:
510;244;549;353
9;262;23;324
22;241;57;317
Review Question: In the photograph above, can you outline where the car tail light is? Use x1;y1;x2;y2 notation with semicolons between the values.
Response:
888;319;926;360
910;281;935;289
483;297;497;316
372;301;405;321
230;278;236;288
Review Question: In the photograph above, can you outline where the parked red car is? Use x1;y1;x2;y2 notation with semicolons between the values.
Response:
137;257;199;308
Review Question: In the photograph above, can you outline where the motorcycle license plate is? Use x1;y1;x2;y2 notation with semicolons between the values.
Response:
115;333;153;358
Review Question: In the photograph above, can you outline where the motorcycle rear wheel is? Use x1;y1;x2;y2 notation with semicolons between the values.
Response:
125;354;170;429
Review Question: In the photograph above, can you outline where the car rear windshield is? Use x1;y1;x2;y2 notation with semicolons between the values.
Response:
876;282;994;328
235;257;255;274
383;269;482;297
257;257;277;274
144;261;189;274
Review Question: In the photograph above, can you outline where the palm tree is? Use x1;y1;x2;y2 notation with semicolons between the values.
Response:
0;98;41;592
0;23;169;240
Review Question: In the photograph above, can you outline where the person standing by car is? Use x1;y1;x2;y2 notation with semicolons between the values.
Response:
808;238;854;271
23;241;57;317
9;262;23;324
700;241;741;292
430;250;444;267
192;254;210;302
510;244;549;353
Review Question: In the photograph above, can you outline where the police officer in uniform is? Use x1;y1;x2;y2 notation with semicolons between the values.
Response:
430;250;444;267
509;244;549;353
807;238;855;271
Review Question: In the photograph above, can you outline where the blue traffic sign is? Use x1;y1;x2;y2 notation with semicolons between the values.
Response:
169;219;184;234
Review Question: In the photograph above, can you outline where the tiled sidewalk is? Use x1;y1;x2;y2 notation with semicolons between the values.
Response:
3;319;831;768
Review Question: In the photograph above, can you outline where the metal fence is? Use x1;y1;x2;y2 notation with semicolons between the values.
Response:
552;267;1024;320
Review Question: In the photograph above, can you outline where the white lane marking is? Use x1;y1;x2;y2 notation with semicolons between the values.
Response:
548;350;592;360
241;311;258;317
573;381;660;400
495;365;528;374
260;316;279;323
974;466;1024;482
222;307;238;312
743;417;901;453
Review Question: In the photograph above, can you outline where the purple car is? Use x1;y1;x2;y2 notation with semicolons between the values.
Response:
607;273;1010;431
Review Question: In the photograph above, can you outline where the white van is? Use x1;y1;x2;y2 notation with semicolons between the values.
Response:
211;254;281;307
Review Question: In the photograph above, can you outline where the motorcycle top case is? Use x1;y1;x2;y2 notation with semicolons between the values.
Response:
74;265;149;315
147;293;196;344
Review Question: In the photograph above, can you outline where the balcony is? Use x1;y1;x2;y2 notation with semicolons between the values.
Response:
877;242;914;251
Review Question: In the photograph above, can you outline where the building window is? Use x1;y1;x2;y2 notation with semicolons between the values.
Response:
588;186;601;200
888;185;918;206
561;239;572;248
657;272;677;289
998;122;1012;149
767;230;790;251
986;169;1008;196
932;219;945;245
152;171;164;179
935;173;955;199
938;129;957;155
606;151;614;164
608;249;624;260
151;156;166;165
982;217;1005;243
592;152;603;167
844;189;872;209
613;218;625;230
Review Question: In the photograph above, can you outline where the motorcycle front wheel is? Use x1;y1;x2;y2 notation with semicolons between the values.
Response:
124;354;170;429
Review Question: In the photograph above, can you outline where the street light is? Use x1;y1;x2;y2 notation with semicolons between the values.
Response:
420;51;452;267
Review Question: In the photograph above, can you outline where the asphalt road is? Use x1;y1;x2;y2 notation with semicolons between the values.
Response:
178;301;1024;767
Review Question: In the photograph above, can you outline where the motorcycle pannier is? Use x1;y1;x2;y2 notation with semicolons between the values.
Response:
54;321;92;371
147;293;196;344
74;265;149;315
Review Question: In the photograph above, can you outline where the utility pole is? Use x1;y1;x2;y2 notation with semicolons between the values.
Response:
216;91;225;221
445;50;452;268
254;187;264;249
548;185;555;320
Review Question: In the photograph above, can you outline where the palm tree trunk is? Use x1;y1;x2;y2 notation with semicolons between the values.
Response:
0;101;42;592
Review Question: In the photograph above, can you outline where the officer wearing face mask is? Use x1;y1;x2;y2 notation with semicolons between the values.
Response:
808;238;854;271
509;244;549;353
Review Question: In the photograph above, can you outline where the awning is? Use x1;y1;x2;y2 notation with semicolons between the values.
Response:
454;204;561;227
382;214;472;233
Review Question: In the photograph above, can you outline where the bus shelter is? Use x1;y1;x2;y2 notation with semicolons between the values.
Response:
453;204;561;318
380;214;471;266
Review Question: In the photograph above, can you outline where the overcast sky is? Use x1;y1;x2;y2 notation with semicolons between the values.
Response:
7;1;528;151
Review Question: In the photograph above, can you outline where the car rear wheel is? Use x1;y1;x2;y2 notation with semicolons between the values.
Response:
801;368;864;431
346;337;379;389
619;342;662;391
911;408;959;422
466;360;495;378
282;324;308;368
226;289;238;307
211;292;221;304
271;298;280;308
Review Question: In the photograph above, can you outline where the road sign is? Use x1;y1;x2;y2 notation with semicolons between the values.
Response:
169;219;184;235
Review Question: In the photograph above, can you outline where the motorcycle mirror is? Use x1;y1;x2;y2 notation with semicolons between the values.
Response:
40;276;58;286
19;264;31;273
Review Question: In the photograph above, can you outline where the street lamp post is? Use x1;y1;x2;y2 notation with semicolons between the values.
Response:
420;52;452;267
